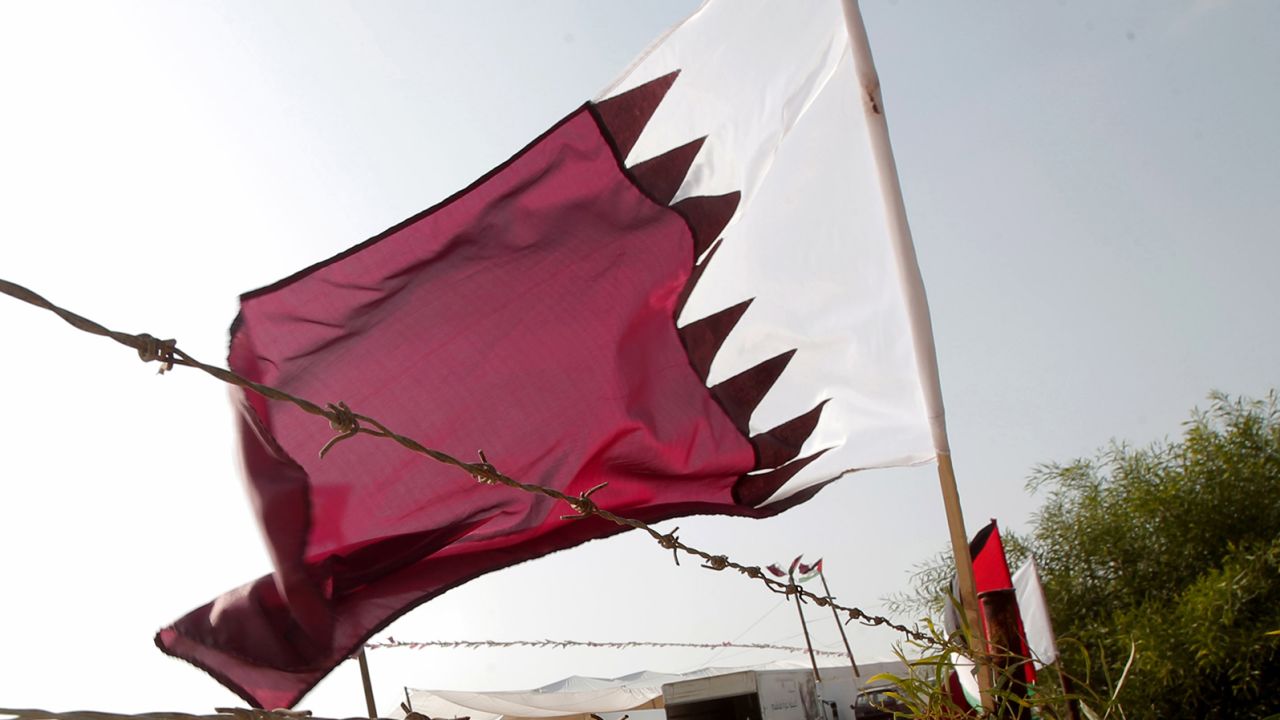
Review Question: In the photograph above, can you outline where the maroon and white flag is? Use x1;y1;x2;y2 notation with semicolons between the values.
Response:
157;0;947;708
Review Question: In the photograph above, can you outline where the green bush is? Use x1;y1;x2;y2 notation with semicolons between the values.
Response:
1032;392;1280;717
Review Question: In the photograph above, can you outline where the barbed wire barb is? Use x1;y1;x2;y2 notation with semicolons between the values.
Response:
319;402;360;458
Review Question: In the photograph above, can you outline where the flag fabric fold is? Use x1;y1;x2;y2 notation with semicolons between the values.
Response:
1013;557;1058;667
157;0;944;708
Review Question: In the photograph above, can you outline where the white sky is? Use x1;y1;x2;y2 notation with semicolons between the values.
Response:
1;0;1278;715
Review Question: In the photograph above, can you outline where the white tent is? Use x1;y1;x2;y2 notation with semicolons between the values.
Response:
398;662;811;720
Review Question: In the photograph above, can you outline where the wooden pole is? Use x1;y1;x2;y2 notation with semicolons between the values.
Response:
357;649;378;719
837;0;991;708
937;454;992;706
817;568;861;679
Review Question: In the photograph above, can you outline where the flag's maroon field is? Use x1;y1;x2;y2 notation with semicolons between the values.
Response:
156;78;829;709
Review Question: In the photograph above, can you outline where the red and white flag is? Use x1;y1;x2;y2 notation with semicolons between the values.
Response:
156;0;947;708
946;521;1038;708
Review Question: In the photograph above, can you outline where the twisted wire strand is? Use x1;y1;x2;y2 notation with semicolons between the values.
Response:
0;277;932;645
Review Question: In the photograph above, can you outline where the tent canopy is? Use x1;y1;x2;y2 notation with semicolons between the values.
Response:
398;663;814;720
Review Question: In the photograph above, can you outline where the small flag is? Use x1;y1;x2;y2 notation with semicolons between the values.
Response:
796;558;824;583
767;555;816;581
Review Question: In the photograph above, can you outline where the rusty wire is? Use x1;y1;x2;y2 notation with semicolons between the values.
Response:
0;277;933;645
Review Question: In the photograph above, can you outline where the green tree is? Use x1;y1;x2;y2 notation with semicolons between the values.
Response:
892;392;1280;718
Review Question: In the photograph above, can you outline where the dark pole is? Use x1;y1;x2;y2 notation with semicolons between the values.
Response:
357;648;378;718
791;571;822;685
818;568;860;679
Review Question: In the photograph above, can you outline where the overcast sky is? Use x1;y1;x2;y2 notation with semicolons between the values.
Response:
1;0;1278;716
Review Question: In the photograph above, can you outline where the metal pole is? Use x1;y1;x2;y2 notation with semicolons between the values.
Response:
791;576;822;684
818;568;860;679
836;2;992;709
357;649;378;719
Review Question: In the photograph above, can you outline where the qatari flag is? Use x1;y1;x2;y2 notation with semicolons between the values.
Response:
156;0;948;708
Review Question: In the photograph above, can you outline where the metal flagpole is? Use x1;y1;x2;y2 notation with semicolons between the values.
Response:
838;0;993;710
790;571;823;685
357;648;378;718
817;566;861;679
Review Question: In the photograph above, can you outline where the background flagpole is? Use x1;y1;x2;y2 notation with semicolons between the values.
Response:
790;569;823;685
357;649;378;718
817;566;861;679
838;0;993;709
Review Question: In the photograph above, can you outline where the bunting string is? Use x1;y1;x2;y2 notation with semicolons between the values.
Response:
364;638;850;657
0;277;932;645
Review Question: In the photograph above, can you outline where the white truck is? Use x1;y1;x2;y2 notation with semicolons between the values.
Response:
660;664;907;720
660;668;825;720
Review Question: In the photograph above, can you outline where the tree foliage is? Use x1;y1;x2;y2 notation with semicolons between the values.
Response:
893;392;1280;718
1031;391;1280;717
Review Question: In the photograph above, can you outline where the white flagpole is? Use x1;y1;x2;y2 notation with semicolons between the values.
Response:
838;0;993;709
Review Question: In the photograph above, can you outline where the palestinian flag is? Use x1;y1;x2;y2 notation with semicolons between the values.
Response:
946;521;1037;711
797;558;824;583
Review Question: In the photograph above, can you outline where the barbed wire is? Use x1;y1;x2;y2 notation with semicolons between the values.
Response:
0;277;932;645
365;637;850;657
